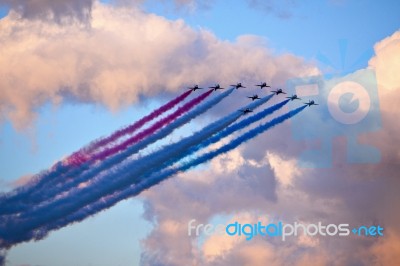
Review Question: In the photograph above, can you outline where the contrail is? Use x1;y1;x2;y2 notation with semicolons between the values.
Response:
0;250;5;266
0;92;272;246
53;99;289;224
156;99;290;172
0;89;231;216
30;105;307;242
175;105;307;172
0;90;192;213
67;90;193;165
79;89;213;163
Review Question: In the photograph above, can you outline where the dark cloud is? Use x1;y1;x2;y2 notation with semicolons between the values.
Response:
0;0;93;22
0;0;297;22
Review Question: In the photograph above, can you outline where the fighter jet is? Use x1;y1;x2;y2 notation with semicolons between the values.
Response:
188;85;203;91
209;84;225;91
271;88;286;95
304;100;319;107
255;82;271;89
286;94;301;101
247;94;261;101
231;82;246;89
240;108;253;114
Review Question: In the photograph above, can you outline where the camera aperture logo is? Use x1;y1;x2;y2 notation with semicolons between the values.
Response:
188;219;384;241
286;40;381;168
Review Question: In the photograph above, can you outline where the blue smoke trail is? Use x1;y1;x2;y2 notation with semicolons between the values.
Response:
176;105;307;172
0;250;5;266
157;99;290;172
110;98;289;189
0;89;235;216
0;92;273;246
39;105;307;237
0;90;193;213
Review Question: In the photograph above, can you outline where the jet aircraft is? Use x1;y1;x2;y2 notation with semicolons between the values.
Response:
188;85;203;91
255;82;271;89
271;88;286;95
240;108;253;114
231;82;246;89
304;100;319;107
286;94;301;101
209;84;225;91
247;94;261;101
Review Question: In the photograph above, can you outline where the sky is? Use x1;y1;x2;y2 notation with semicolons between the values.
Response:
0;0;399;265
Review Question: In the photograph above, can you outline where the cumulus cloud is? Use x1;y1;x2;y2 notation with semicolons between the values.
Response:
0;2;317;129
138;30;400;265
369;31;400;93
369;230;400;265
3;1;398;264
266;151;300;187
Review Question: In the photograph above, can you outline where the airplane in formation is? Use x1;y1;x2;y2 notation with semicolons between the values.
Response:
304;100;319;107
255;82;271;89
188;85;203;91
240;108;253;114
187;82;317;108
247;94;261;101
209;84;225;91
271;88;286;95
286;94;301;101
231;83;246;89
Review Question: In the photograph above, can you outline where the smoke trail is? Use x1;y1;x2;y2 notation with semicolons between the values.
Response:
0;91;272;246
109;97;287;188
0;89;231;216
34;105;307;239
50;99;289;226
177;105;307;172
0;250;5;266
77;89;213;163
67;90;193;165
158;99;290;171
0;90;192;212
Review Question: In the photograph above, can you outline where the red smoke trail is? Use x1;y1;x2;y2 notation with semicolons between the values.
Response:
66;90;192;166
73;89;213;165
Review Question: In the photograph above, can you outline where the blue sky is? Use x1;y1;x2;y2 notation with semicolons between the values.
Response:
0;0;399;265
144;0;399;67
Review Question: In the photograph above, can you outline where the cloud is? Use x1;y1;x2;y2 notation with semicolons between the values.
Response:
266;151;300;187
0;0;216;22
0;0;93;22
369;30;400;93
160;0;215;12
369;230;400;265
246;0;299;19
3;1;398;265
138;30;400;265
0;2;317;129
115;0;215;13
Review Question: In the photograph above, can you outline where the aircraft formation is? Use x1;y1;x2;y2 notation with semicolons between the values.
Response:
188;82;318;113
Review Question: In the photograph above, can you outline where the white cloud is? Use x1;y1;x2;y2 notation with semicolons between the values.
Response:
0;2;318;129
3;1;399;265
369;30;400;93
266;151;300;187
139;30;400;265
